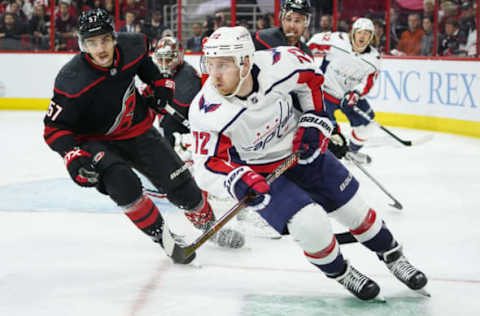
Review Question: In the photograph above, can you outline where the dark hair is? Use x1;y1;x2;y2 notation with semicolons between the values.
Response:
445;17;459;28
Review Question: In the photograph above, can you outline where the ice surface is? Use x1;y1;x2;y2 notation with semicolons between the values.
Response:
1;111;479;316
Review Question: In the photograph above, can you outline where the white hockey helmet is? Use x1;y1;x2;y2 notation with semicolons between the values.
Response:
203;26;255;72
352;17;374;37
202;26;255;97
351;17;374;50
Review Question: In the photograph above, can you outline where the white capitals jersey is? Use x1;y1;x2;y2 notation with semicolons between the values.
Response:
189;46;325;198
307;32;380;101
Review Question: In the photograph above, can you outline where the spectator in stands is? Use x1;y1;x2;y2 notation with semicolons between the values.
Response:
120;11;139;33
55;0;77;51
141;10;166;47
17;0;32;20
104;0;115;18
201;15;215;39
214;11;225;29
0;12;23;50
439;1;459;33
373;19;386;54
459;1;476;36
256;13;271;30
394;13;424;56
6;0;27;23
462;28;477;56
337;19;349;32
186;22;202;52
438;18;467;56
92;0;103;10
423;0;434;18
319;14;332;32
121;0;145;22
421;15;434;56
29;1;49;50
238;19;250;30
389;7;406;50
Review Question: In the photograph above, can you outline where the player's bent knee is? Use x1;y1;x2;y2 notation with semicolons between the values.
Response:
166;178;203;210
102;164;143;206
288;204;335;247
329;193;383;242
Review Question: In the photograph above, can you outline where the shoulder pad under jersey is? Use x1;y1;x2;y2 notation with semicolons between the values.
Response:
253;27;286;50
54;54;102;98
190;82;243;132
116;32;148;68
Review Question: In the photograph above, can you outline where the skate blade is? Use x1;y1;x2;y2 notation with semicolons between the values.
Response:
372;294;386;303
415;288;431;297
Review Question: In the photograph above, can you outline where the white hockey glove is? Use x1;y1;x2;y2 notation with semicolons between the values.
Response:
173;132;193;162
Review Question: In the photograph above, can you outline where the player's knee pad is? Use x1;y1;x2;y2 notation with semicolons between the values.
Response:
102;163;143;206
329;193;383;243
287;203;340;265
165;177;203;211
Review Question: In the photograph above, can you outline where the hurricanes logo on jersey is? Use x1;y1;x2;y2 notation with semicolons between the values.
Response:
199;95;221;113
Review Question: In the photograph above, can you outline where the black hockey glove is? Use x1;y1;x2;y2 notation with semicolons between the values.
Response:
328;126;349;159
292;111;333;164
152;76;175;112
64;148;99;187
340;90;360;109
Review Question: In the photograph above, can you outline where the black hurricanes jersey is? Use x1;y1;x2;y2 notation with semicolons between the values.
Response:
44;33;164;156
252;27;313;57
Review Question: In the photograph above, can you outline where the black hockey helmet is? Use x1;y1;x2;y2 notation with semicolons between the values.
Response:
281;0;312;16
78;8;114;41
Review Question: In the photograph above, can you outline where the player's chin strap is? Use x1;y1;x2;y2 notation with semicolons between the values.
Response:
226;56;252;99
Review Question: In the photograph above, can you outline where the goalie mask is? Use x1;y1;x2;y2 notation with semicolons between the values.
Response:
153;37;184;76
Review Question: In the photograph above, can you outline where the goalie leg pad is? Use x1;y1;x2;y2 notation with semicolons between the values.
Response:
287;203;342;268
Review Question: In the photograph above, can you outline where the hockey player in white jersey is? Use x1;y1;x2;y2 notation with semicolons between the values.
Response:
188;26;428;300
308;18;381;164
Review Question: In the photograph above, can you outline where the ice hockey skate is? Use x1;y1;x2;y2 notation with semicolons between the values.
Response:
333;261;382;301
379;243;430;296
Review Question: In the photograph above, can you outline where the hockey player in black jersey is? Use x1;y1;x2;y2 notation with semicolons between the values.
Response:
253;0;349;161
43;8;214;264
144;36;245;248
252;0;313;57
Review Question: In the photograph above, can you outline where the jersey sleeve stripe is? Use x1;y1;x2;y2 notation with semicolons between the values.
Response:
43;126;73;145
265;69;316;95
360;71;377;96
205;134;234;175
54;76;107;98
254;31;272;49
296;70;325;112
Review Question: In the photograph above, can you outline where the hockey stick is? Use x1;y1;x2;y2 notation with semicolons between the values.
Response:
164;104;191;129
345;152;403;210
168;152;357;263
352;105;433;146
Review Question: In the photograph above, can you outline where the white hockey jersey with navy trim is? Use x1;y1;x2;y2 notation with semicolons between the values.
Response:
307;32;380;100
189;46;324;198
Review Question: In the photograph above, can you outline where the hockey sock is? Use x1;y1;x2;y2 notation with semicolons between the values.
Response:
124;195;165;238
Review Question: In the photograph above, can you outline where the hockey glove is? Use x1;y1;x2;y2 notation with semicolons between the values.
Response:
64;148;100;187
340;90;360;109
225;166;271;211
293;111;333;164
328;126;348;159
152;76;175;112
